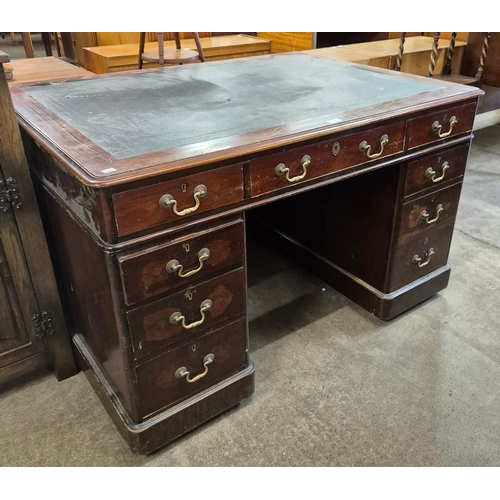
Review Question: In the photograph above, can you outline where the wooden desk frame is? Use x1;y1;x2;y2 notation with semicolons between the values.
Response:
11;54;482;453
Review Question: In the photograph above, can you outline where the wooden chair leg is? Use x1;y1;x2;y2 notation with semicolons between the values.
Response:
428;32;441;77
174;33;181;50
192;33;206;62
396;32;406;71
138;32;146;69
21;32;34;58
158;32;165;66
442;32;457;76
475;32;491;83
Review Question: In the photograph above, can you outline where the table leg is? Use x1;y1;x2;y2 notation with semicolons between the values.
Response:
41;32;53;56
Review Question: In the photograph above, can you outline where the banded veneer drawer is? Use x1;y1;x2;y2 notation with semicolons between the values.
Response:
404;142;469;197
113;164;244;237
250;121;405;197
390;223;455;291
118;218;245;305
398;182;462;245
127;267;246;361
406;102;476;150
136;317;247;418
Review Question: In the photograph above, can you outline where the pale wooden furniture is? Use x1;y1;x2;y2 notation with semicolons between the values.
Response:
83;34;271;74
11;54;482;453
258;32;316;52
6;57;93;85
305;36;467;76
0;50;77;383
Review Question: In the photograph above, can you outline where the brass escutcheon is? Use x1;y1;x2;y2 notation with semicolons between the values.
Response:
159;184;207;216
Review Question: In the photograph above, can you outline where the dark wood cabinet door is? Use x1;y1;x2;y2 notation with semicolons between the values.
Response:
0;176;47;372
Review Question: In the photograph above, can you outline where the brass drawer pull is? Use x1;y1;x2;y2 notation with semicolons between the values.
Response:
169;299;212;330
432;116;457;138
412;248;435;268
159;184;207;216
425;161;449;183
359;134;389;159
175;354;214;383
166;248;210;278
275;155;311;183
420;204;444;224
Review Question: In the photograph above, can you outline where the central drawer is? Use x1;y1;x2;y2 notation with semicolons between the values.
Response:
250;120;405;197
127;267;246;361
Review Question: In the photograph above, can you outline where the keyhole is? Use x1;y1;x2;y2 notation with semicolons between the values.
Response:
331;142;340;156
187;292;193;300
183;243;190;253
190;344;196;352
181;184;187;192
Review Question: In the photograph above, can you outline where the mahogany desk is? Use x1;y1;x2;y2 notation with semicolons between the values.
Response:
10;54;482;454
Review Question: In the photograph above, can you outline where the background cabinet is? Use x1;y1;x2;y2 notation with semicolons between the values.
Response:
0;51;77;383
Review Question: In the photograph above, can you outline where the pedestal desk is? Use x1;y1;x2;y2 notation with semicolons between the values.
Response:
10;54;482;454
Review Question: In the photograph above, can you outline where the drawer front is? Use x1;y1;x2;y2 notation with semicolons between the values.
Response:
398;182;462;245
250;121;405;197
391;223;455;291
404;142;469;196
127;267;246;361
406;102;476;150
118;218;245;305
113;164;244;237
136;318;247;418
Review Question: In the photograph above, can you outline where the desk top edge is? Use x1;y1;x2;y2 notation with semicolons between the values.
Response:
11;53;483;187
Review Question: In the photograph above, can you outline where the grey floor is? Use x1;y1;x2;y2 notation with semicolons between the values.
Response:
1;36;499;467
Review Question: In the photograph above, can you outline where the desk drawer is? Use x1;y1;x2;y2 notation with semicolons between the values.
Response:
391;223;455;290
404;142;469;197
250;121;405;197
118;218;245;305
113;164;244;237
398;182;462;245
127;267;246;361
136;317;247;418
406;102;476;150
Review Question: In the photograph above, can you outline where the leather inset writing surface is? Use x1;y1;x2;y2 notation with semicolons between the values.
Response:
22;54;441;161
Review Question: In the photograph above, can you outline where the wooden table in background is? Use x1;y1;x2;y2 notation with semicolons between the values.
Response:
7;56;93;84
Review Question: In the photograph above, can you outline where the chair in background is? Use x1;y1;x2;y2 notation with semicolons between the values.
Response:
395;32;491;87
138;32;206;69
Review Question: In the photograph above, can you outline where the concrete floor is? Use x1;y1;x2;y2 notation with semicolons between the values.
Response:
1;36;499;466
